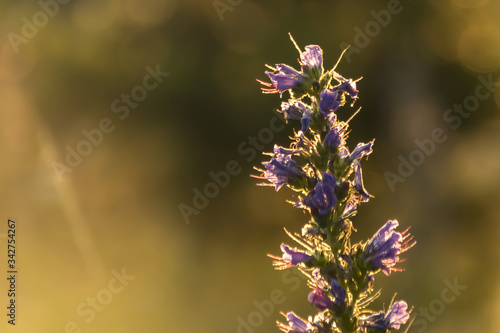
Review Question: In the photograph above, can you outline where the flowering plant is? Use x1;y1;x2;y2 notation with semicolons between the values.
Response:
254;35;415;333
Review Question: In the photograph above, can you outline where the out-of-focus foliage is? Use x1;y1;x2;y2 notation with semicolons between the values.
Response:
0;0;499;332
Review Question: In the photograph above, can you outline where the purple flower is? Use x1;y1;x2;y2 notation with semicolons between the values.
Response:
333;73;359;98
339;147;349;159
365;220;414;275
281;101;313;132
330;279;346;306
302;173;337;215
296;131;315;151
301;108;312;132
261;64;305;95
308;288;334;311
361;300;410;331
281;101;304;120
278;312;309;333
311;268;327;288
349;141;374;161
280;244;313;265
273;145;300;156
353;160;371;202
269;244;313;270
300;45;324;78
319;89;340;118
256;146;306;191
361;312;385;331
310;270;346;307
309;270;347;310
341;201;357;218
324;124;346;149
386;301;411;330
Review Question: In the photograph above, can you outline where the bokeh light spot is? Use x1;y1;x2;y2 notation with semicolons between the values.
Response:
458;23;500;73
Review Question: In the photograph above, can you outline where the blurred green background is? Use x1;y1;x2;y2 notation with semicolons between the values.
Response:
1;0;500;332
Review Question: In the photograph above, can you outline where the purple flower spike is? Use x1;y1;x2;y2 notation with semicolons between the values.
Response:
302;173;337;215
324;123;346;149
365;220;415;275
255;40;415;333
308;288;334;311
300;45;324;77
277;312;309;333
353;160;371;202
280;244;313;266
361;300;410;331
349;141;374;161
261;64;305;95
319;89;340;117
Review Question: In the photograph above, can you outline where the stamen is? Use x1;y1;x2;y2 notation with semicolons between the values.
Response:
288;32;302;55
346;107;362;124
332;46;351;72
